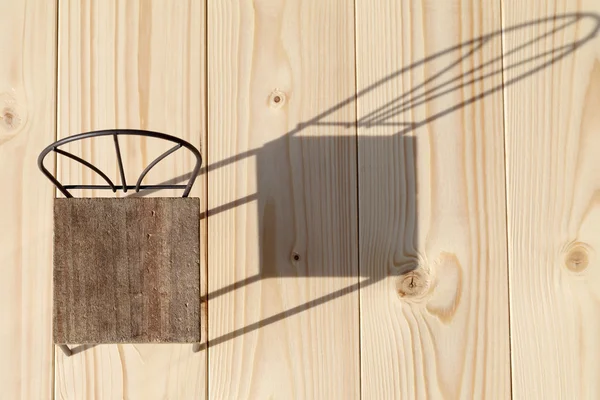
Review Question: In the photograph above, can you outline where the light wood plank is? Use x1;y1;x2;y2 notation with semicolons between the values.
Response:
0;0;57;398
502;5;600;398
55;1;206;398
207;0;359;398
356;1;510;398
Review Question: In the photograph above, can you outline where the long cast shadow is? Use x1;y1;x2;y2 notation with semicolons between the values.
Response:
99;14;598;351
184;13;599;351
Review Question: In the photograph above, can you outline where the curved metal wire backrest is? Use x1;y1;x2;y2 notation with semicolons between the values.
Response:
38;129;202;198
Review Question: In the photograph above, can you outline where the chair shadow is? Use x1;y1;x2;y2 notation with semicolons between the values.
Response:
192;13;599;351
60;13;599;354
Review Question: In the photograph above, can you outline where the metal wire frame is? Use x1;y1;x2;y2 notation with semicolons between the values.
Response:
38;129;202;198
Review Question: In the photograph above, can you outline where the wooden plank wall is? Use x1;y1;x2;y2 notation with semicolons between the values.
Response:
2;0;600;398
54;1;206;399
503;2;600;398
207;0;359;398
0;1;57;398
356;1;510;398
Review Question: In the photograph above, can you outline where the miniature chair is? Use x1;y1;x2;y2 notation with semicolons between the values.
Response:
38;129;202;356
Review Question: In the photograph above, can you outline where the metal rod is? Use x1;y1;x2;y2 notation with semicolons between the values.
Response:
58;344;72;357
37;129;202;198
135;144;182;192
113;133;128;192
39;156;73;198
63;184;187;190
54;148;117;192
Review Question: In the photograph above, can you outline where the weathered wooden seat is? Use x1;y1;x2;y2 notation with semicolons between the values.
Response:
38;130;202;355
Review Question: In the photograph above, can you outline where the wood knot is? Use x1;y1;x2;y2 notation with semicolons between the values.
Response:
564;243;590;272
396;270;430;299
426;252;462;323
0;107;21;130
268;90;286;109
291;251;301;263
0;92;26;143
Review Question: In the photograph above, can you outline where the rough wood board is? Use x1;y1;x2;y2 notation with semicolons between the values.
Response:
53;198;200;344
208;0;359;398
356;1;510;398
55;1;207;399
502;5;600;398
0;0;57;398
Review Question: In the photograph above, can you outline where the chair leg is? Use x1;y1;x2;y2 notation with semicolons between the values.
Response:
58;344;72;356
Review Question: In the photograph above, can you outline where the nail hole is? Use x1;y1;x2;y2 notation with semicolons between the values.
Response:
292;252;300;262
268;90;286;108
396;270;430;299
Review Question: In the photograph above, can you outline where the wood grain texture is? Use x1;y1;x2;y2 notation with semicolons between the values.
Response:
356;1;510;398
53;198;200;344
0;0;57;398
55;1;206;398
502;4;600;398
207;0;359;398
